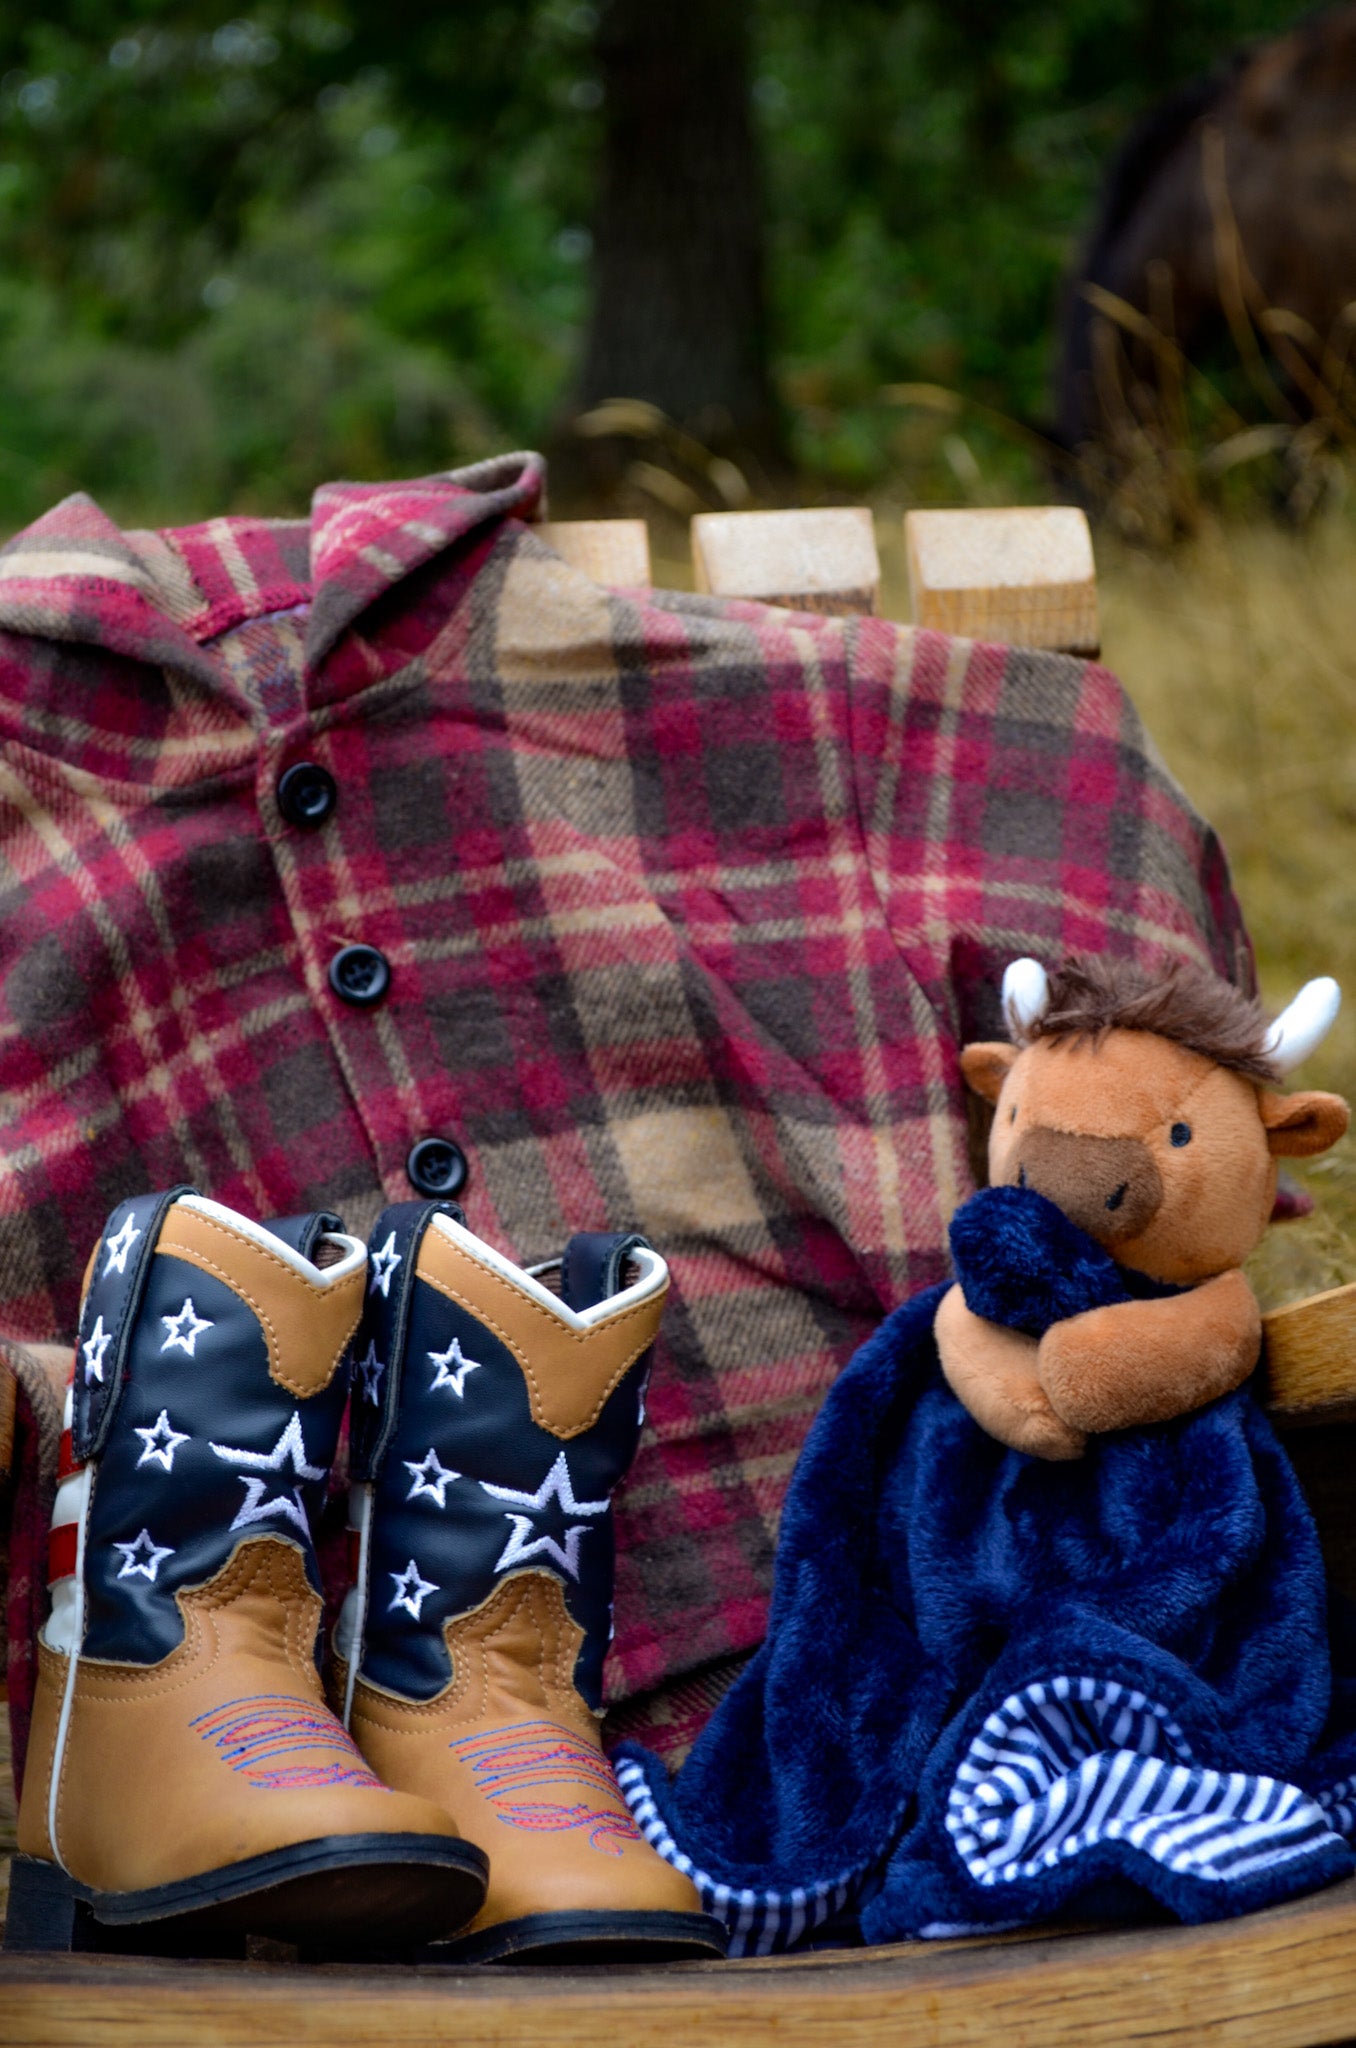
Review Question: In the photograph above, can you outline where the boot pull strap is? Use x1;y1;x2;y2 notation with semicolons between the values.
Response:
350;1199;463;1482
558;1231;654;1312
262;1210;345;1263
72;1184;197;1464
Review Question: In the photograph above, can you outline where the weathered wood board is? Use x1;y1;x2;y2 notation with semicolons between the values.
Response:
905;506;1100;654
1261;1282;1356;1425
538;519;652;587
5;1878;1356;2046
691;507;880;615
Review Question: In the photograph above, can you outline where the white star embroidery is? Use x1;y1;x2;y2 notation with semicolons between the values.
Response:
102;1214;142;1277
209;1411;326;1534
404;1447;459;1508
429;1336;482;1397
113;1527;174;1582
134;1408;190;1473
481;1450;608;1581
389;1557;438;1620
160;1297;213;1356
357;1340;386;1406
81;1314;113;1385
369;1231;402;1298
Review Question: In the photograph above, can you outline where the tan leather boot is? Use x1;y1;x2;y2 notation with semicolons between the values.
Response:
337;1201;727;1962
8;1192;487;1952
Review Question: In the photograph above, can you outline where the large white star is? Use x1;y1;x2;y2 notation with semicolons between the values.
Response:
210;1410;326;1534
429;1336;482;1397
481;1450;608;1581
81;1314;113;1385
113;1527;174;1581
389;1557;438;1620
103;1214;142;1277
134;1408;190;1473
161;1297;213;1356
369;1231;402;1298
357;1339;386;1406
404;1447;459;1508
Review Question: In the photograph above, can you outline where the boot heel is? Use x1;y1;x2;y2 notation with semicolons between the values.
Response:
3;1853;85;1952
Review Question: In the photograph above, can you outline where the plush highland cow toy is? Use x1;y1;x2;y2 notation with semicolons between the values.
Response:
938;955;1351;1460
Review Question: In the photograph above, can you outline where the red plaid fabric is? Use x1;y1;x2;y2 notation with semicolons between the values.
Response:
0;452;1251;1778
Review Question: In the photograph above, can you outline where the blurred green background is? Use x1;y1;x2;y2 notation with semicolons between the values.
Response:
0;0;1321;528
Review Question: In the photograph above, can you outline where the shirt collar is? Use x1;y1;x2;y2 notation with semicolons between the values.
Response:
0;452;547;691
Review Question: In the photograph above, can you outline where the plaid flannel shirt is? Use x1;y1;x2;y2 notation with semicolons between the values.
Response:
0;452;1250;1777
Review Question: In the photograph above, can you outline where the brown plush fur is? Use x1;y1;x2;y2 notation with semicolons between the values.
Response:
1022;956;1280;1085
935;961;1350;1459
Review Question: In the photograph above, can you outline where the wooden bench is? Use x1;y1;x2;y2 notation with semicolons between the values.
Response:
6;505;1356;2046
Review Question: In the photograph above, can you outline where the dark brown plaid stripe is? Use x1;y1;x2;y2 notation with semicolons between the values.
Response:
0;458;1250;1772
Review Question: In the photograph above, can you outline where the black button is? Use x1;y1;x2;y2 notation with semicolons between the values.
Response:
407;1136;469;1198
278;762;337;828
328;944;391;1007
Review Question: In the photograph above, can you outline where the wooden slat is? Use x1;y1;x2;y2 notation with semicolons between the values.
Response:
691;508;879;616
4;1878;1356;2046
537;520;651;588
1261;1282;1356;1424
905;507;1100;654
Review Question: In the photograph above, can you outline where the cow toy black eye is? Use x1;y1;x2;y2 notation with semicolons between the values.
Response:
1009;1105;1017;1122
1170;1122;1192;1147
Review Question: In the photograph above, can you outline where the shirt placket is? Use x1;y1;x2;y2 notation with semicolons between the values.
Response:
256;670;489;1231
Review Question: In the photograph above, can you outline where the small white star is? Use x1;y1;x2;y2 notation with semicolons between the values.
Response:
369;1231;402;1298
429;1336;482;1397
404;1447;459;1508
389;1557;438;1620
113;1527;174;1582
134;1408;190;1473
210;1411;326;1534
357;1340;386;1406
482;1450;608;1581
103;1213;142;1277
160;1297;213;1356
81;1314;113;1385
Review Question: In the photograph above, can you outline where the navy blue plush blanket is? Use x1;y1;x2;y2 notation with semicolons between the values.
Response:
615;1186;1356;1954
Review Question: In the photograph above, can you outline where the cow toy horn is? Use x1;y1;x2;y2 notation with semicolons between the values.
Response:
1002;957;1051;1042
1264;977;1341;1074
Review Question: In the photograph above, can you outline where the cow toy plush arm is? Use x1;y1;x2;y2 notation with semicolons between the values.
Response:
937;956;1351;1460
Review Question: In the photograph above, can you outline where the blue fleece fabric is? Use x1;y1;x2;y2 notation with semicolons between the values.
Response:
616;1186;1356;1945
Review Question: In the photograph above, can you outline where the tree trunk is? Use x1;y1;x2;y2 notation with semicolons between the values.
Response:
579;0;782;464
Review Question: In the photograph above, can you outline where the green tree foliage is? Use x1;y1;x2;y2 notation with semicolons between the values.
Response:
0;0;1318;524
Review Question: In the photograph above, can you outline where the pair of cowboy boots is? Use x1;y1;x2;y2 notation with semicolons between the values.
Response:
7;1189;722;1962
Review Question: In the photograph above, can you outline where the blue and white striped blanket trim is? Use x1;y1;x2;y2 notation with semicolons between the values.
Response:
613;1757;866;1957
617;1674;1356;1954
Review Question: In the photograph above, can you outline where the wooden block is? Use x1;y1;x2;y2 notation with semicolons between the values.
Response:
905;507;1100;654
5;1878;1356;2044
538;520;651;588
1261;1281;1356;1423
691;508;879;616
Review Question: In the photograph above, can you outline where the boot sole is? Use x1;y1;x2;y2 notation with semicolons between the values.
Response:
433;1907;728;1965
4;1834;489;1952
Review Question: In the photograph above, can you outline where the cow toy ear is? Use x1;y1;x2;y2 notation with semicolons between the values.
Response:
1258;1088;1351;1158
961;1042;1019;1105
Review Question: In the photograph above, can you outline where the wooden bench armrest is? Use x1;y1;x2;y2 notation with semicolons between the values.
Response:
1261;1282;1356;1424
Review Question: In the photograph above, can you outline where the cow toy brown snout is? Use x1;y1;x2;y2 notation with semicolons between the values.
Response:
935;954;1351;1461
1014;1128;1161;1245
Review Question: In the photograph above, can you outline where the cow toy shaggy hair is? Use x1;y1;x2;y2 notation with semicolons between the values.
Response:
938;953;1349;1460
